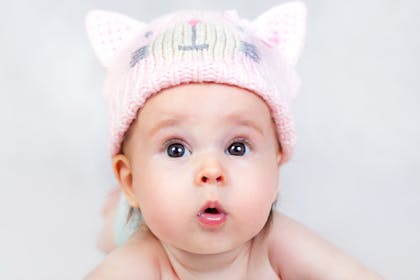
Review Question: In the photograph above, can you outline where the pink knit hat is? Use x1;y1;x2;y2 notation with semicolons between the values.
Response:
85;2;306;163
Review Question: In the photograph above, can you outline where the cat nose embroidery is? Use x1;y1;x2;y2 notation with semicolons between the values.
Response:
188;19;200;26
178;19;209;51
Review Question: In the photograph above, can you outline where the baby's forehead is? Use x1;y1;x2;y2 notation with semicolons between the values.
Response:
136;83;273;123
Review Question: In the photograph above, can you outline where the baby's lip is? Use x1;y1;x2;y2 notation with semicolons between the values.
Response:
197;201;227;216
197;201;228;227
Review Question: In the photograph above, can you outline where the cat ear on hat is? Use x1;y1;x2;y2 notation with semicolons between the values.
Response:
85;10;145;68
252;1;307;66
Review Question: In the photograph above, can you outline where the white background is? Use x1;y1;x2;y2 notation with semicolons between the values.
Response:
0;0;419;279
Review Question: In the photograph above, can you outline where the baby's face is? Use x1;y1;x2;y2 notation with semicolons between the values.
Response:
120;83;281;254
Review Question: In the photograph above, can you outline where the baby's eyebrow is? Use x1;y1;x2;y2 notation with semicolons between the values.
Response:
225;115;264;136
148;115;188;136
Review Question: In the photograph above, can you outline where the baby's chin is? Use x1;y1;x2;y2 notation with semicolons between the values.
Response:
161;233;254;256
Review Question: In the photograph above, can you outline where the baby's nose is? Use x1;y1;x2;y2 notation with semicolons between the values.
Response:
194;159;226;186
201;174;224;184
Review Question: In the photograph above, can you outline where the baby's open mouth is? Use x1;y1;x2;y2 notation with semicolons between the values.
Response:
204;207;220;214
197;201;227;227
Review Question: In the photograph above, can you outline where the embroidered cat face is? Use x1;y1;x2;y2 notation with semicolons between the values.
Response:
86;3;306;69
127;18;262;69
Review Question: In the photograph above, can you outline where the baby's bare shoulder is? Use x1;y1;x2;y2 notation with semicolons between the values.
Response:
266;211;383;279
84;229;163;280
83;246;159;280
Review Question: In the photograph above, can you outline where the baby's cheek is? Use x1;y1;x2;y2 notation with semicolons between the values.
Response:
138;189;174;232
136;172;192;233
233;164;277;212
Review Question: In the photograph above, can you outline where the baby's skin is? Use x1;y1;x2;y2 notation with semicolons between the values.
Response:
86;83;382;279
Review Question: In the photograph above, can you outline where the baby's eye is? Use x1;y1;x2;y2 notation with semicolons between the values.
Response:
166;142;190;158
226;141;249;156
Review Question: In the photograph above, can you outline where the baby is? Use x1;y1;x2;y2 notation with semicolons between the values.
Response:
85;2;382;279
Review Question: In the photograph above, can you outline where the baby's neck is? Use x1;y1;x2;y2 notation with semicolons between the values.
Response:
161;240;253;279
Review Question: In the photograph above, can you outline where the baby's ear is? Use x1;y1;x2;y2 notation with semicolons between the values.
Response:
112;154;139;208
252;1;307;65
85;10;145;68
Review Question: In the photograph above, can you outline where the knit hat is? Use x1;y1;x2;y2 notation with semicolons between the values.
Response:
85;2;306;163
